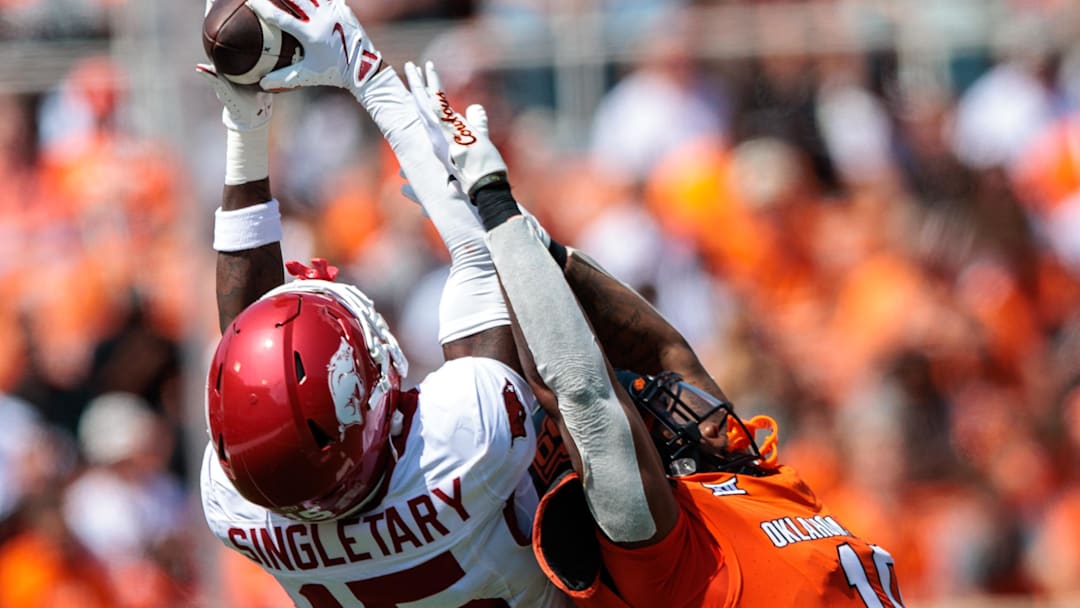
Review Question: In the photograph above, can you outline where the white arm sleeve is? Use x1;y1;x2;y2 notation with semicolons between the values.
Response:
486;216;656;543
358;68;509;344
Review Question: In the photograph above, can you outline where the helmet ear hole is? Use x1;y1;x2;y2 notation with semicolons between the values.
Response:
214;362;223;394
217;433;231;468
294;351;306;383
307;419;333;451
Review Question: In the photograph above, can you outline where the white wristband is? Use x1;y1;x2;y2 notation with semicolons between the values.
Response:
224;126;270;186
213;199;283;252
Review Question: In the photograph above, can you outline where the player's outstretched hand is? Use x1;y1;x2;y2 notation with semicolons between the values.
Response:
246;0;382;98
196;63;273;132
404;60;508;197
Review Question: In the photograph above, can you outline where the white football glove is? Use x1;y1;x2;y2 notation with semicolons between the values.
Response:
197;63;272;184
245;0;382;99
196;64;273;132
404;61;508;197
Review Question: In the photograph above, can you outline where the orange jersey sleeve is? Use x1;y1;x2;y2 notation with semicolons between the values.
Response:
597;504;732;607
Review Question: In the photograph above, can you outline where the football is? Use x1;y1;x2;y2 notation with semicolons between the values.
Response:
202;0;303;86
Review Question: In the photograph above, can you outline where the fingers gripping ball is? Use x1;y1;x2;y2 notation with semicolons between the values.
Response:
203;0;303;87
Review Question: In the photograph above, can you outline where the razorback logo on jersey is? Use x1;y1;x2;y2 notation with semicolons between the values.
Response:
702;476;747;497
503;380;528;441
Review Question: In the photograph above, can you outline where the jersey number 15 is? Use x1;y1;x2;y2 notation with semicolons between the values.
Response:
298;550;507;608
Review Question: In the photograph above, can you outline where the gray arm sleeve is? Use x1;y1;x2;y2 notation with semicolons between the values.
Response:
486;217;656;542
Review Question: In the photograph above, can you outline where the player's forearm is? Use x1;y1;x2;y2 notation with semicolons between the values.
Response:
357;67;466;226
359;66;514;351
198;59;284;333
477;185;666;543
215;179;284;332
356;64;486;257
562;252;668;372
562;249;728;401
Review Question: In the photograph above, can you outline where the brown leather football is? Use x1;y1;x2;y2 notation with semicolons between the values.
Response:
203;0;303;86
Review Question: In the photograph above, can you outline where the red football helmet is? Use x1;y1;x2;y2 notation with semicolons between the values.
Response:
207;279;408;521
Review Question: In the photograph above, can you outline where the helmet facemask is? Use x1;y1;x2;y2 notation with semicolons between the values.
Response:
618;371;775;476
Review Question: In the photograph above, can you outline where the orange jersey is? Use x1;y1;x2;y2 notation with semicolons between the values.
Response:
535;467;904;608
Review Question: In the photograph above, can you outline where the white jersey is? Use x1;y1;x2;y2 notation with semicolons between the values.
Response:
202;357;568;608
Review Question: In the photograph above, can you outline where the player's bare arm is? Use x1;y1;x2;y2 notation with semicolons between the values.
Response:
198;15;285;333
563;251;727;402
216;179;283;332
442;325;522;374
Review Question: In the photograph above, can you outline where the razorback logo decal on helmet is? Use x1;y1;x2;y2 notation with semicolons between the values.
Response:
328;336;366;428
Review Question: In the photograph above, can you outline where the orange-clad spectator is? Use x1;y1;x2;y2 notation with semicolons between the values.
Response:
1034;255;1080;333
135;233;216;342
1011;116;1080;273
23;254;126;391
822;250;931;400
0;489;116;608
1012;116;1080;215
0;302;28;392
949;381;1023;471
956;260;1045;381
1024;489;1080;597
646;137;821;316
218;546;294;608
0;93;37;390
642;138;732;250
317;166;385;263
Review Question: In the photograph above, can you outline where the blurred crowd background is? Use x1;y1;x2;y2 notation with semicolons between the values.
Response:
1;0;1079;606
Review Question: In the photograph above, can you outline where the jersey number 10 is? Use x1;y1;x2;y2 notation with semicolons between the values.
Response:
837;543;904;608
